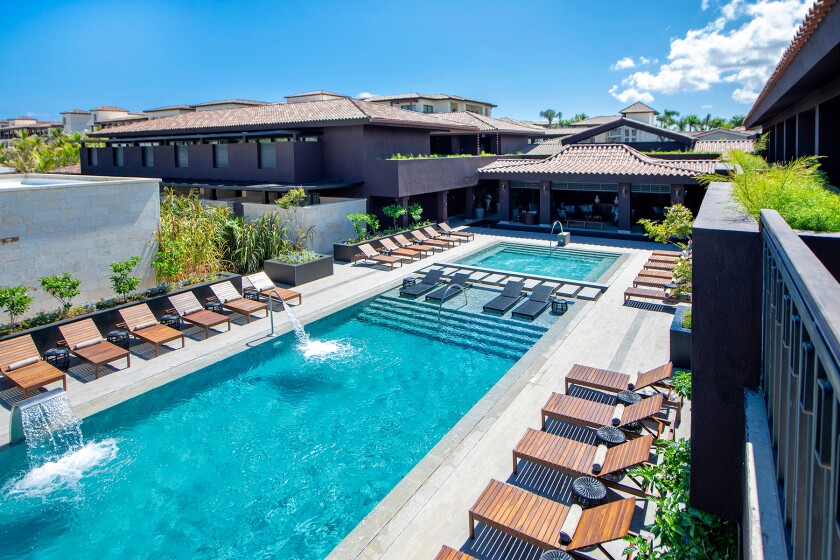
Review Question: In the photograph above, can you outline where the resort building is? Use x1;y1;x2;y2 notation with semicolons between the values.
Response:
0;116;61;145
359;92;496;116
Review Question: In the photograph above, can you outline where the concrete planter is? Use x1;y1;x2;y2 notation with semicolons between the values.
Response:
670;303;692;370
333;225;437;263
0;272;241;354
264;255;333;286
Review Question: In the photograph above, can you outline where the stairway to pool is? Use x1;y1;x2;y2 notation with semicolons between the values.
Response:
356;295;547;361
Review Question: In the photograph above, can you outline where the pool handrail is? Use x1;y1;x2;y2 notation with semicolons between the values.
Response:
267;290;283;336
437;284;468;324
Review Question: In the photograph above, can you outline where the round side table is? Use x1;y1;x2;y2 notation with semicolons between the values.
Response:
106;329;131;350
596;426;627;448
572;476;607;509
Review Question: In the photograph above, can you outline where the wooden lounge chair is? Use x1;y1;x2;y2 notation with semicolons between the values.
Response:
513;428;655;497
632;276;672;289
353;243;405;269
209;281;268;323
483;280;525;313
410;230;451;249
652;250;678;257
245;271;302;305
637;269;673;280
393;233;438;255
422;226;462;246
426;272;472;302
437;222;474;240
58;319;130;379
434;546;476;560
0;335;67;398
643;260;676;271
168;291;231;339
380;237;424;260
565;362;674;394
469;479;635;557
400;269;444;296
541;392;671;439
649;254;679;263
511;284;555;320
624;287;688;305
118;303;185;357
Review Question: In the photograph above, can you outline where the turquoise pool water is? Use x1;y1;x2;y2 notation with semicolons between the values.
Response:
456;243;620;282
0;288;543;560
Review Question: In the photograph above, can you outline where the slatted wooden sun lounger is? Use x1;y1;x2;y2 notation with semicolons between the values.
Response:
209;281;268;323
649;254;679;263
245;271;302;305
565;362;674;394
394;233;439;254
118;303;185;357
437;222;475;240
58;318;130;379
624;287;688;305
353;243;406;269
434;546;476;560
411;230;451;249
541;392;671;439
168;291;231;340
0;335;67;398
483;280;525;313
469;479;635;556
643;260;676;271
513;428;655;497
637;269;673;279
400;269;444;296
652;250;679;257
633;276;672;289
380;237;424;260
423;226;462;246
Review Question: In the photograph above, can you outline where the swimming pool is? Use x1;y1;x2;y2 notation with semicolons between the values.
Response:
0;286;550;560
456;243;620;283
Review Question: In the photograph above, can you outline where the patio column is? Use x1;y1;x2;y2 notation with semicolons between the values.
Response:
436;190;449;222
617;182;631;231
399;196;410;228
465;186;475;219
498;180;511;221
539;181;551;225
670;184;685;206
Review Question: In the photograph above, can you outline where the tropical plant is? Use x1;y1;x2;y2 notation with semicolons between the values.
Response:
657;109;680;129
275;187;315;254
572;113;588;123
346;213;380;242
539;109;559;126
382;204;407;230
224;213;287;273
152;239;186;282
408;203;423;225
39;273;81;315
109;256;142;302
623;439;736;559
0;286;33;328
639;205;694;298
672;369;692;400
728;115;746;128
0;129;86;172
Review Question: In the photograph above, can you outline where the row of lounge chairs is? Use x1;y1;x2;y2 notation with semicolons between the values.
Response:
353;224;474;270
436;362;678;559
0;272;300;398
624;251;692;305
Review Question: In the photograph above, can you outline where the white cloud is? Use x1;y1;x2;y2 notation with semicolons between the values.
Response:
357;91;376;99
702;104;714;109
608;0;810;105
610;57;636;71
701;0;711;11
608;85;656;104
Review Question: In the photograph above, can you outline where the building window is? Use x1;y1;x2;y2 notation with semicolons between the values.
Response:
423;105;434;113
113;147;124;167
175;145;189;167
89;148;98;166
213;143;229;168
450;102;458;112
141;146;154;167
259;141;276;169
400;104;416;111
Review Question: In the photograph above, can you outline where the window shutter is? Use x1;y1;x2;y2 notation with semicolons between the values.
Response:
214;144;229;168
260;142;276;169
177;145;189;167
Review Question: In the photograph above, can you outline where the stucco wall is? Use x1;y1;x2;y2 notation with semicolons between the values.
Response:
241;197;366;254
0;174;160;320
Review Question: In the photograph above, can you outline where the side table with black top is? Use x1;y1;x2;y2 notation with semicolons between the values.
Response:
205;301;223;313
243;288;260;302
43;347;70;372
572;476;607;509
550;297;568;314
159;313;181;330
106;329;131;350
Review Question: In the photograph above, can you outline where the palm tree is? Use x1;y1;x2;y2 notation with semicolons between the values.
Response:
702;113;712;131
684;114;702;131
708;117;728;129
657;109;680;129
676;116;688;132
539;109;558;126
729;115;746;128
572;113;588;122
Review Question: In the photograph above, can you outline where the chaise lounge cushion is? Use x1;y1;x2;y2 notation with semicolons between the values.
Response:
133;321;157;331
73;337;102;350
7;357;39;372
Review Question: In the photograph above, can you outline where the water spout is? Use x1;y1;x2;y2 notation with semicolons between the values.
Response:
10;389;83;466
270;295;356;362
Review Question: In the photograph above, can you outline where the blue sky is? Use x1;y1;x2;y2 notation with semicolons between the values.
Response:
0;0;810;122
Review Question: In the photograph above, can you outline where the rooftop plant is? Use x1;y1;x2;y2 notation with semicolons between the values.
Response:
109;256;142;302
275;187;316;256
382;204;406;230
638;205;694;299
702;150;840;232
0;286;32;328
39;273;81;315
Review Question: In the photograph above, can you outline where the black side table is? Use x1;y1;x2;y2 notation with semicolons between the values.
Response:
617;390;642;405
572;476;607;509
160;313;181;330
106;329;130;350
243;288;260;301
402;277;417;288
205;301;223;313
596;425;627;448
540;550;574;560
550;297;568;314
43;347;70;372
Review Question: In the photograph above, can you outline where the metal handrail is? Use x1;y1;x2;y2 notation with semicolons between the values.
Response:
549;220;565;253
267;290;282;336
437;284;468;323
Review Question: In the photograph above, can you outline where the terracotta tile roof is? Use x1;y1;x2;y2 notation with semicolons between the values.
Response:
425;112;543;134
144;104;195;112
8;116;37;121
478;144;715;177
747;0;837;126
496;117;548;131
620;102;659;115
91;106;129;112
693;139;756;154
286;90;347;98
192;99;270;107
359;92;496;107
525;138;566;156
60;109;91;115
569;116;620;127
90;98;476;137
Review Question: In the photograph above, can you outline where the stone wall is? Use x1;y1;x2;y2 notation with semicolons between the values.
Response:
241;197;366;254
0;174;160;319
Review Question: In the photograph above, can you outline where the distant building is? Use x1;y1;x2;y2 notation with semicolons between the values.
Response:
0;116;61;145
359;93;496;116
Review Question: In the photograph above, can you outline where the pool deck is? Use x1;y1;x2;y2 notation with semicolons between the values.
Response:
0;227;685;559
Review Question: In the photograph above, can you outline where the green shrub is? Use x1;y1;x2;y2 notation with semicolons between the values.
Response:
382;204;407;230
346;213;380;243
39;273;81;315
109;256;142;302
672;369;691;400
408;203;423;225
682;309;692;330
703;151;840;232
0;286;33;327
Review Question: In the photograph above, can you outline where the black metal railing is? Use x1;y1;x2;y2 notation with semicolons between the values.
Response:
760;209;840;559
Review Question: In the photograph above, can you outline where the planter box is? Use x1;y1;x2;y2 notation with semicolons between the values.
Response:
264;255;333;286
333;225;438;263
0;272;241;354
670;303;692;370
